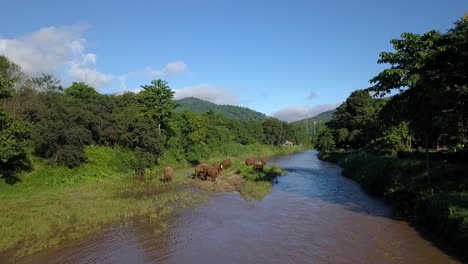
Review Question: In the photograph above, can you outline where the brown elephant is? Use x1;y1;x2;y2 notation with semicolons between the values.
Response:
163;166;174;182
195;164;209;180
212;162;223;172
222;159;232;169
245;158;255;166
205;166;219;182
254;160;264;171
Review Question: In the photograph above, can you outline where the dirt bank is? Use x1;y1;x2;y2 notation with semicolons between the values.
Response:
192;172;244;193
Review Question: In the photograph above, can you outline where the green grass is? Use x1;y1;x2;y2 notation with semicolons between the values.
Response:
240;181;273;200
0;180;199;259
238;165;285;200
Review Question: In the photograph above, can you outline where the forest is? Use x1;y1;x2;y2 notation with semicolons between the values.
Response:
316;15;468;259
0;63;311;184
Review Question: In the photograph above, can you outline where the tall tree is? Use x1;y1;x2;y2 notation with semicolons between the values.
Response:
139;79;178;131
0;56;30;183
367;27;456;174
262;117;288;146
328;90;383;149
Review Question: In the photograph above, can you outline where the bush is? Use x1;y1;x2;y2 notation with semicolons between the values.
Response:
55;145;87;168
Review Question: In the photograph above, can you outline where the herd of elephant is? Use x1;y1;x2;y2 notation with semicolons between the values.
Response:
162;158;267;183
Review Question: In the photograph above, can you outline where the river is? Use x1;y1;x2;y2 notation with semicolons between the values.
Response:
17;150;458;263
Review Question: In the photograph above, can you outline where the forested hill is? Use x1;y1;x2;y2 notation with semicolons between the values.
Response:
292;109;336;124
175;97;267;121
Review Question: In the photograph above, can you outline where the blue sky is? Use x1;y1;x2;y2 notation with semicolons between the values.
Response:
0;0;466;121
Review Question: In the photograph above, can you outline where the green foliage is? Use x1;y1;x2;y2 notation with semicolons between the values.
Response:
0;56;30;183
0;112;31;183
32;95;91;168
328;90;385;149
65;82;98;101
368;17;468;156
367;122;412;156
316;126;335;152
262;117;289;146
139;79;178;129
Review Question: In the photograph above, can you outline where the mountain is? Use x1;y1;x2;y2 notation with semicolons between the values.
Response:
292;109;336;124
175;97;267;121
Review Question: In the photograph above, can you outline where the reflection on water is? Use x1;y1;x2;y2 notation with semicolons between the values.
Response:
17;151;458;264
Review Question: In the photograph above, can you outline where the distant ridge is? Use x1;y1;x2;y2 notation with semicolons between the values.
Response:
292;109;336;124
175;97;267;122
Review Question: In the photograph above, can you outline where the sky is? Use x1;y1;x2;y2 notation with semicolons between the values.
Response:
0;0;466;122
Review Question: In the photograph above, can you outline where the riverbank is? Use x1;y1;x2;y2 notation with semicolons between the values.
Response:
319;150;468;261
192;163;285;201
0;144;303;261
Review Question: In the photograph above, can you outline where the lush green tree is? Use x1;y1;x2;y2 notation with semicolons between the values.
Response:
178;110;209;162
0;56;31;183
335;128;350;148
65;82;99;101
262;117;288;146
139;79;178;130
33;96;91;168
0;112;31;183
368;27;456;172
328;90;384;148
119;116;166;170
289;122;310;145
316;127;336;152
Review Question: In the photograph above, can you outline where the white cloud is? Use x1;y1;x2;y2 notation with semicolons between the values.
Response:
173;85;239;105
68;53;113;87
0;25;113;88
272;104;338;122
147;61;187;78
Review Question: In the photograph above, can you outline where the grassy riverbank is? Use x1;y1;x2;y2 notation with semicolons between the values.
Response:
319;150;468;260
190;145;299;200
0;144;304;261
238;164;285;200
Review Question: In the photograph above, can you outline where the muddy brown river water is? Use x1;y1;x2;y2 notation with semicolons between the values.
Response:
16;150;459;263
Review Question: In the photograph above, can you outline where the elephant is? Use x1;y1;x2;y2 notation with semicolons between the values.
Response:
254;160;264;171
213;162;223;172
222;159;232;169
194;164;209;180
205;166;219;182
245;158;255;166
163;166;174;182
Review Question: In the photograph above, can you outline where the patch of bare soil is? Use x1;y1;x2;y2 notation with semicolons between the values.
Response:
192;172;244;193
